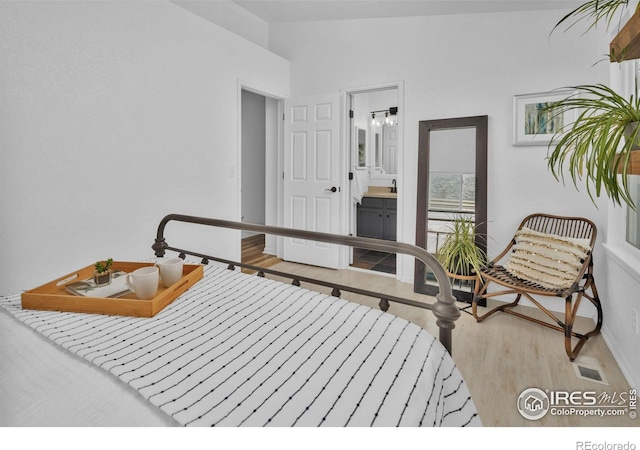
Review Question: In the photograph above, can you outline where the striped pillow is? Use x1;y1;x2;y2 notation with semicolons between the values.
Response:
505;227;591;290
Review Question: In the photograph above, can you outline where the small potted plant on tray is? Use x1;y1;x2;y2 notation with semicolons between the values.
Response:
94;258;113;286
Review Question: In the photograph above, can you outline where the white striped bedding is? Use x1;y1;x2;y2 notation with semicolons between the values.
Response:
0;265;480;427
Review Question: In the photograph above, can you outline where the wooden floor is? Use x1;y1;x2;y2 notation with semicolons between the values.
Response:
241;234;282;274
262;261;637;427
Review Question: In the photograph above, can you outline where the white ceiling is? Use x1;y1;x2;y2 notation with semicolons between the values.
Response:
232;0;580;23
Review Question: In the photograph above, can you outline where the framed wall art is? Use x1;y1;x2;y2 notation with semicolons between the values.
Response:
513;90;576;146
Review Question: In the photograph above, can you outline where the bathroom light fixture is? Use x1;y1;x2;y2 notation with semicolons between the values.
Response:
370;107;398;127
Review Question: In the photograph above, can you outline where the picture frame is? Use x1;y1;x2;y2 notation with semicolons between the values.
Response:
513;90;576;146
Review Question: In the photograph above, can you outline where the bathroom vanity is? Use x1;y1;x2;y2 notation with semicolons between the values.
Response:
357;187;397;241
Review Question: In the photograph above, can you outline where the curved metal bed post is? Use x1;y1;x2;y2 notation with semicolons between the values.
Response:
152;213;460;353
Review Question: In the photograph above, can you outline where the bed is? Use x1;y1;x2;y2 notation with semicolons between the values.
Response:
0;214;480;427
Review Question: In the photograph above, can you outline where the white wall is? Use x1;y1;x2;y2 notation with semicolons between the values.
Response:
0;1;289;293
429;128;476;174
599;245;640;389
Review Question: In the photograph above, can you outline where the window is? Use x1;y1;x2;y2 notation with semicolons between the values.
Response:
625;61;640;251
604;54;640;275
627;175;640;250
429;172;476;213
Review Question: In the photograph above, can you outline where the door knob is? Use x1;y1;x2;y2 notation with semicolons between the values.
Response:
325;186;338;193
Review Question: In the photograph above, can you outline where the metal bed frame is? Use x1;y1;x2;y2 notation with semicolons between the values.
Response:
152;213;461;355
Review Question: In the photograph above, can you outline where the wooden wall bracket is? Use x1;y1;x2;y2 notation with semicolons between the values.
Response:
610;9;640;62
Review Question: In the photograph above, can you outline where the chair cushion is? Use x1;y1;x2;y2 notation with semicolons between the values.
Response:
505;227;591;290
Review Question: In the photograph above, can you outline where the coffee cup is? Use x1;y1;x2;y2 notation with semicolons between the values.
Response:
155;257;184;288
126;266;159;299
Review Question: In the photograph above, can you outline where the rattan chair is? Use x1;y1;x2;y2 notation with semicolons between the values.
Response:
472;213;602;361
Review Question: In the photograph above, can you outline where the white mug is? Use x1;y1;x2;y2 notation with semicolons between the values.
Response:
126;266;159;299
155;257;184;288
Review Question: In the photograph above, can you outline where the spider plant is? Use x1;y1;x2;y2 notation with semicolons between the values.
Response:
551;0;639;62
436;216;487;277
552;0;635;35
545;84;640;209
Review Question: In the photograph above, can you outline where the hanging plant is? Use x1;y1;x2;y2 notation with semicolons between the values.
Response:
551;0;639;62
545;84;640;209
552;0;634;34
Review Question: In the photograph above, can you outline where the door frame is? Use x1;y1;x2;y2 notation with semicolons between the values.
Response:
237;80;287;258
340;80;405;278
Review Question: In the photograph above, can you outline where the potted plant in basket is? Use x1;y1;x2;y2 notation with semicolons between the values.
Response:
545;84;640;209
435;216;487;279
94;258;113;286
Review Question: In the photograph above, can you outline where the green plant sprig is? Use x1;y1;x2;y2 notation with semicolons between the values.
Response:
550;0;638;62
545;84;640;209
94;258;113;274
551;0;634;36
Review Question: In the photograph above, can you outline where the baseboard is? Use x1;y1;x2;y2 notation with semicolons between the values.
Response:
600;325;639;390
241;231;261;240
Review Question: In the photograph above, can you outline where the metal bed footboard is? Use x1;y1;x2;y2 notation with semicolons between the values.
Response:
152;213;460;355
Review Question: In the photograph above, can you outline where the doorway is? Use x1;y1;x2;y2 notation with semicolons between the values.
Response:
240;82;403;275
241;90;266;231
242;87;344;270
240;87;282;263
346;83;403;276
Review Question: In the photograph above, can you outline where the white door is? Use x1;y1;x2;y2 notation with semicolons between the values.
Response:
283;93;343;269
384;123;398;174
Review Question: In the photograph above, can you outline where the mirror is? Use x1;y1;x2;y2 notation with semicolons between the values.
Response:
414;115;488;303
356;127;366;168
374;129;382;167
372;122;397;176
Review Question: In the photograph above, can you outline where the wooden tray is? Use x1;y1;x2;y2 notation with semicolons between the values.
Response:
21;261;203;318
